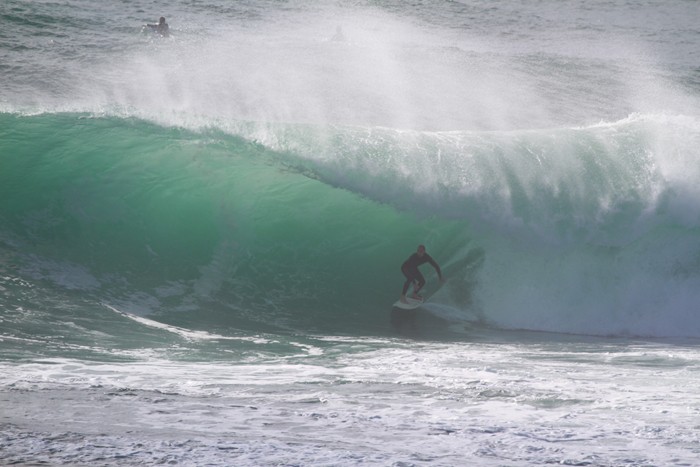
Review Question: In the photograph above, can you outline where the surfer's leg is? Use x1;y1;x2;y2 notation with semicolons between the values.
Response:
411;271;426;299
401;266;414;296
402;277;413;295
401;266;419;302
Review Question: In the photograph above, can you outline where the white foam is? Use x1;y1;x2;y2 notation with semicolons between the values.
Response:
102;304;272;344
2;335;699;465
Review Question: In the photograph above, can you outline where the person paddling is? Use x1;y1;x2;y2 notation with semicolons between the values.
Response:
146;16;169;37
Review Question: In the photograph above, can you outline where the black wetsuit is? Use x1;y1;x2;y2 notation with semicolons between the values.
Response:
401;253;440;296
147;22;169;37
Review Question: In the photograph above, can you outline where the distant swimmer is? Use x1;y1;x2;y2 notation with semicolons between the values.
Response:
331;25;346;42
400;245;443;303
146;16;169;37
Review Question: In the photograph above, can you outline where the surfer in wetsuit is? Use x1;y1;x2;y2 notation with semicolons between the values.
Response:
400;245;443;303
146;17;169;37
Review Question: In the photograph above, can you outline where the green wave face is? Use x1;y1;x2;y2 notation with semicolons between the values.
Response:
2;112;700;338
0;113;471;335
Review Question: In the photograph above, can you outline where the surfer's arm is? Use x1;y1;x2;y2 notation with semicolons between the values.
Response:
427;256;443;281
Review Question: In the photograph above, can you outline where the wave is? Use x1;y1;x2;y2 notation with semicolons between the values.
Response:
1;111;699;339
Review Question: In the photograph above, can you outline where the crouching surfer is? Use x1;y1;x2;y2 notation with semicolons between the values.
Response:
400;244;443;303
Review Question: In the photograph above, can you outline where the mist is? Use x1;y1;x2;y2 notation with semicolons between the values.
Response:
58;5;695;135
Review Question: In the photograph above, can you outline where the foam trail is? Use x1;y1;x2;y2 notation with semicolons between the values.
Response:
102;304;271;343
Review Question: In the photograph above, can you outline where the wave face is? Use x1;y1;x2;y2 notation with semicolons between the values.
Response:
2;0;700;340
2;111;699;338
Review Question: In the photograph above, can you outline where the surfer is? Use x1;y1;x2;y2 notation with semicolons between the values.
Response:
400;245;443;303
146;17;169;37
331;25;346;42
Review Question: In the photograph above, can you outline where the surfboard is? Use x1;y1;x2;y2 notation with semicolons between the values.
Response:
392;275;450;309
392;297;424;310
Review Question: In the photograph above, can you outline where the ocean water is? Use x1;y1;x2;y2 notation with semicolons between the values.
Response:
1;0;700;465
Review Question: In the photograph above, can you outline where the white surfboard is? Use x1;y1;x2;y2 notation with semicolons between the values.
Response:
392;297;424;310
392;278;448;310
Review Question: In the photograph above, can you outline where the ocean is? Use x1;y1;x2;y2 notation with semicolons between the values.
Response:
1;0;699;465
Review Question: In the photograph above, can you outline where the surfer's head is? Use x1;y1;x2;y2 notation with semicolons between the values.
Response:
159;17;166;25
417;245;426;256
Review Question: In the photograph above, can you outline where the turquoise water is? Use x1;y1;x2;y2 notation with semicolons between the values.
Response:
2;111;699;340
2;0;700;465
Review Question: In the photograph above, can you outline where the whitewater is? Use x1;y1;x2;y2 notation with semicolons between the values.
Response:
1;0;700;465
